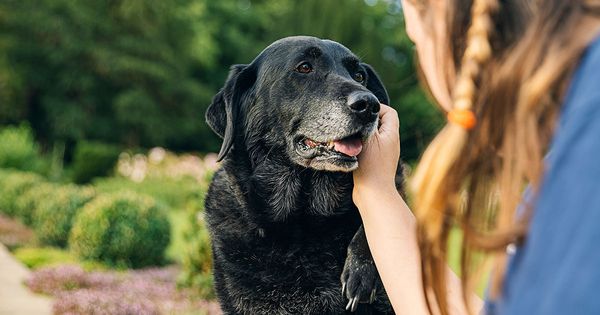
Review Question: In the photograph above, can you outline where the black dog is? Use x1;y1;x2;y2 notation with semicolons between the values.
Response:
205;36;401;315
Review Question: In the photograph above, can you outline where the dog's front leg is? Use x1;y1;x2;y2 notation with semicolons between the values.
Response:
341;224;384;312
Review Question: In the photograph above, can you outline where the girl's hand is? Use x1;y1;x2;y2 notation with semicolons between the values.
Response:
353;104;401;207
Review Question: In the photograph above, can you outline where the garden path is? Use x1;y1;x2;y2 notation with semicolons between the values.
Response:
0;244;52;315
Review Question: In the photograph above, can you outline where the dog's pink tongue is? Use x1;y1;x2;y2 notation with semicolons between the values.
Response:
333;138;363;157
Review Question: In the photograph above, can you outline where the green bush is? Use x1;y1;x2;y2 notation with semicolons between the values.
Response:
32;186;95;247
0;170;45;217
14;182;58;226
69;192;170;268
177;196;214;298
70;141;120;184
0;124;44;172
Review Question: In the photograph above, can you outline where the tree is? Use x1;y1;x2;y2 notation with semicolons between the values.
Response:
0;0;216;152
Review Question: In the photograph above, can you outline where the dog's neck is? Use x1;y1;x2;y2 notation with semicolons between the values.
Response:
223;145;355;225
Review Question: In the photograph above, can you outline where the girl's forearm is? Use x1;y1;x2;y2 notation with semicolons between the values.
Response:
356;186;430;314
355;187;482;315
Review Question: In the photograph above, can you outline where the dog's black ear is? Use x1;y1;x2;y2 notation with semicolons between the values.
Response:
361;63;389;105
206;64;256;161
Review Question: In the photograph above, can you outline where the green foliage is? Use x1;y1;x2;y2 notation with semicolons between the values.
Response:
69;192;171;268
71;141;120;184
13;246;107;271
0;124;45;172
0;170;45;217
396;89;444;159
0;0;443;162
177;194;214;299
14;182;58;225
32;185;95;247
165;210;188;264
93;176;203;209
447;228;489;297
0;0;214;151
14;246;80;269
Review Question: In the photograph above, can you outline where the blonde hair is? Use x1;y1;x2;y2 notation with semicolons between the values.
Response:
409;0;600;314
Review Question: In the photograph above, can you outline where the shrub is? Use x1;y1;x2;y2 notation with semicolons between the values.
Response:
177;196;214;299
33;186;95;247
71;141;120;184
14;182;58;226
0;170;45;217
69;192;170;268
0;124;44;172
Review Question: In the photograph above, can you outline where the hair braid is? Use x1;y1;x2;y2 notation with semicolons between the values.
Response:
410;0;498;313
412;0;497;245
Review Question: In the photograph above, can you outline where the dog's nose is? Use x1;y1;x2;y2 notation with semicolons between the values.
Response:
347;92;380;118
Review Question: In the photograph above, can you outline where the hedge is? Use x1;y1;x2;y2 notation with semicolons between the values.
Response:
69;192;170;268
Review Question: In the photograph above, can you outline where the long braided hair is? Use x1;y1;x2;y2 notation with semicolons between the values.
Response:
408;0;600;314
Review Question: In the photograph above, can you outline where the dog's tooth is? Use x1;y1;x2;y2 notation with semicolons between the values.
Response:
305;139;318;148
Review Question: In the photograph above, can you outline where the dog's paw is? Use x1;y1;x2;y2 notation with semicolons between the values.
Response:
340;252;379;312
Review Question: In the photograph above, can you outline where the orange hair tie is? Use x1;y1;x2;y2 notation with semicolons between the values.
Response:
447;109;477;130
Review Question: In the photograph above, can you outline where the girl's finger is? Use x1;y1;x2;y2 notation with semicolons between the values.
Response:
378;104;399;134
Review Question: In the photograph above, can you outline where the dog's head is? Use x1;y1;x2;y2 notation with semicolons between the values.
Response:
206;36;389;172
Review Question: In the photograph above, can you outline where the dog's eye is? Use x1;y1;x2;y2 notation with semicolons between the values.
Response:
296;62;313;74
353;72;365;83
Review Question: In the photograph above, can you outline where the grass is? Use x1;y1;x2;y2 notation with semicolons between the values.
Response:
447;228;491;297
447;228;463;274
13;246;108;271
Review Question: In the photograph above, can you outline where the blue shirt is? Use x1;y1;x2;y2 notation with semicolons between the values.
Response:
486;34;600;314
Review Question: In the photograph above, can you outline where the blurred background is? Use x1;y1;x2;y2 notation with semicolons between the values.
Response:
0;0;443;314
0;0;442;164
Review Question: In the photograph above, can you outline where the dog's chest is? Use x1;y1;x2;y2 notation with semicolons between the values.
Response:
250;165;355;221
237;214;359;270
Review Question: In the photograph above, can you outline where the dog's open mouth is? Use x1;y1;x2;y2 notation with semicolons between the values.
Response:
303;136;363;157
293;123;377;172
296;133;364;161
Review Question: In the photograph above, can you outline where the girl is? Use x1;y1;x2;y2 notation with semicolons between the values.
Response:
353;1;600;314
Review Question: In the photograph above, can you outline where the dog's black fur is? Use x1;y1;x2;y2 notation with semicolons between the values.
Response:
205;36;401;315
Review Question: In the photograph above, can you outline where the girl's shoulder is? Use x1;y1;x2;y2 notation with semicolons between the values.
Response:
560;34;600;121
547;34;600;175
496;34;600;315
